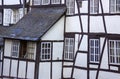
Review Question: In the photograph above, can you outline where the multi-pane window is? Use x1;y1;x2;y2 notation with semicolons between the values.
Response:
64;38;74;60
51;0;60;4
109;40;120;64
13;9;20;24
66;0;75;15
42;0;50;5
26;42;36;59
90;0;99;13
110;0;120;13
4;8;24;26
89;39;100;63
33;0;60;5
11;40;20;57
41;42;51;60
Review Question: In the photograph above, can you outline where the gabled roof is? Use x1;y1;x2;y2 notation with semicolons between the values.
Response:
4;5;66;41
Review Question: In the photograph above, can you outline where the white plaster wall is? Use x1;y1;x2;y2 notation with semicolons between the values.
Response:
39;63;51;79
80;1;88;13
75;53;87;67
4;39;12;57
53;42;63;60
100;38;109;69
66;16;81;32
110;66;118;71
90;16;105;33
73;69;87;79
4;0;29;5
101;0;109;13
27;62;35;79
18;61;26;78
4;0;20;5
79;35;88;51
74;0;78;14
98;71;120;79
75;34;79;54
0;0;2;5
81;16;88;32
3;59;10;76
63;68;72;78
41;16;65;40
52;62;62;79
11;60;18;77
90;71;97;79
105;16;120;34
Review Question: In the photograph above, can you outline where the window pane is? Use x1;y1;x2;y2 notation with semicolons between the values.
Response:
66;0;75;15
89;39;100;62
90;0;99;13
11;40;20;57
41;42;51;60
64;38;74;60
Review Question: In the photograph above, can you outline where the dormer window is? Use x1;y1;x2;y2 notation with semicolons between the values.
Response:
110;0;120;13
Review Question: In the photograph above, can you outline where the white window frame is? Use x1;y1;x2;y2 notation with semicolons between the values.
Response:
64;38;74;60
110;0;120;13
11;40;20;58
90;0;99;14
89;39;100;63
12;9;20;24
51;0;60;4
42;0;50;5
109;40;120;65
66;0;75;15
41;42;51;60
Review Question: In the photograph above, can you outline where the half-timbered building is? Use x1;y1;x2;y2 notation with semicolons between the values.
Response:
0;0;120;79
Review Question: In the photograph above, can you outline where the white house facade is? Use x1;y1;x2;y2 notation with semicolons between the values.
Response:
0;0;120;79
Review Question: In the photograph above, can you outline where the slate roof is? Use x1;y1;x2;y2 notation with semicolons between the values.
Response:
4;5;66;41
0;26;10;46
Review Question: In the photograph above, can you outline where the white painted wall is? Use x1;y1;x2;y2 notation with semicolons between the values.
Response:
4;0;20;5
98;71;120;79
66;16;81;32
3;59;10;76
27;62;35;79
4;39;12;57
11;60;18;77
41;16;65;40
52;62;62;79
53;42;63;60
39;63;51;79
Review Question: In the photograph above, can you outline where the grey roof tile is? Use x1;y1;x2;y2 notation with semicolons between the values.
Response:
4;5;66;41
